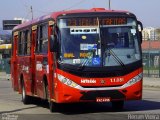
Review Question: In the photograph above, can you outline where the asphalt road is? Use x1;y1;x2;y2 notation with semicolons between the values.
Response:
0;78;160;120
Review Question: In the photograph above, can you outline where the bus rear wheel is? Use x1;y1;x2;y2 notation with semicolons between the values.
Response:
112;100;124;110
21;81;30;104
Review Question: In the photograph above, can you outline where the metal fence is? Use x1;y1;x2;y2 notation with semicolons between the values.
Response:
0;58;10;74
1;53;159;78
143;52;160;78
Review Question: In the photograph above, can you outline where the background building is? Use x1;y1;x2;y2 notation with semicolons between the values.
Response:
142;30;160;77
142;27;160;41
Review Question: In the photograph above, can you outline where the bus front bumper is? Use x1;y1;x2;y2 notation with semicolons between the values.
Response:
54;79;142;103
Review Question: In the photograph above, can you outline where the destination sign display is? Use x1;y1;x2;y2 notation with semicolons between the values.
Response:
66;18;127;26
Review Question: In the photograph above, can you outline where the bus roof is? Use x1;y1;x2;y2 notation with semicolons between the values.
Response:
13;8;132;31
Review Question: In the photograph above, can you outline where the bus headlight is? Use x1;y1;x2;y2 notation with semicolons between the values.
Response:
123;73;143;88
58;74;79;88
62;78;67;83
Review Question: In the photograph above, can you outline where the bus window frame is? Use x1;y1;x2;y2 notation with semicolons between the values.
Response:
18;28;32;56
35;22;49;55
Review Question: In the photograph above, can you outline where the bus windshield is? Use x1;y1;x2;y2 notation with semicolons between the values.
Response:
58;17;141;67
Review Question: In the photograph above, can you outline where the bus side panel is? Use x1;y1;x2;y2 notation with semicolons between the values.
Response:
11;35;18;91
48;25;55;101
35;55;48;98
17;57;23;93
22;56;33;95
31;30;37;95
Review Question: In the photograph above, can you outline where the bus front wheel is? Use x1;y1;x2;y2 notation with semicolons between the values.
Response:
49;101;57;112
44;80;59;112
45;84;57;112
49;101;62;112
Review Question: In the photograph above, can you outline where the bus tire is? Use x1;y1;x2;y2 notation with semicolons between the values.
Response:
43;78;59;112
49;101;56;112
49;101;61;112
43;79;48;100
112;100;124;110
44;81;56;112
21;80;30;104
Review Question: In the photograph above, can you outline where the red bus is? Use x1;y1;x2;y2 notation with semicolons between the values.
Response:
11;8;143;112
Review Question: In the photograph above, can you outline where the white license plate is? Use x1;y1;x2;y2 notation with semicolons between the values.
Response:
96;97;111;102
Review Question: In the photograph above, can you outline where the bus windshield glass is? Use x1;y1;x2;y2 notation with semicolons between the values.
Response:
58;17;141;67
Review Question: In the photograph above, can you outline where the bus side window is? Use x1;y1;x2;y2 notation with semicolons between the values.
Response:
39;26;43;53
35;27;39;53
24;30;31;55
24;30;28;55
18;31;24;55
38;23;48;54
42;24;48;54
27;30;31;55
18;32;21;55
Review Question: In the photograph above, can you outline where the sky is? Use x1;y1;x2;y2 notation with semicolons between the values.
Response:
0;0;160;28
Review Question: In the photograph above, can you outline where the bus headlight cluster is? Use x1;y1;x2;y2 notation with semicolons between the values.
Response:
123;73;143;88
57;74;79;88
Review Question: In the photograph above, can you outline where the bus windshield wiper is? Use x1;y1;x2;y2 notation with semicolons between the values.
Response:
77;50;95;70
106;48;126;69
77;58;89;70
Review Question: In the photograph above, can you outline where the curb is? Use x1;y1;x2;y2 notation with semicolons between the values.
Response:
143;85;160;89
0;73;10;80
143;77;160;89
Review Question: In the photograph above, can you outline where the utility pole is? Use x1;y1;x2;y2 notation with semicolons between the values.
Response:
31;6;33;20
108;0;111;10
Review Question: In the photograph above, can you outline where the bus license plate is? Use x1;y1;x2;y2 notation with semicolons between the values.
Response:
96;97;110;102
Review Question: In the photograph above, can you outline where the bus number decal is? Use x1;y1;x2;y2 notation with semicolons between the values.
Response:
22;65;29;73
36;62;42;71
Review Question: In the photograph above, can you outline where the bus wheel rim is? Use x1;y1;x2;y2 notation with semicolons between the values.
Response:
22;86;25;100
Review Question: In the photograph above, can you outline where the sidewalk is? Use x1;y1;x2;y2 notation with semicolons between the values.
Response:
0;72;10;80
0;72;160;88
143;77;160;88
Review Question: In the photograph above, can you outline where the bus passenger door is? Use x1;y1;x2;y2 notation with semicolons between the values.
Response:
11;33;18;91
48;22;55;100
34;24;48;98
31;27;37;95
24;29;33;95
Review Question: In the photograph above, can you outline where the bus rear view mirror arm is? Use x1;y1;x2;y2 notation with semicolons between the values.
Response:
137;21;143;31
137;21;143;44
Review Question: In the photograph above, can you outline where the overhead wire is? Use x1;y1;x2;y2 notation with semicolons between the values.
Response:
18;0;33;20
62;0;86;11
18;0;89;20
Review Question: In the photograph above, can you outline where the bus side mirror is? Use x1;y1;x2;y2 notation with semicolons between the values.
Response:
50;35;58;52
137;21;143;44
